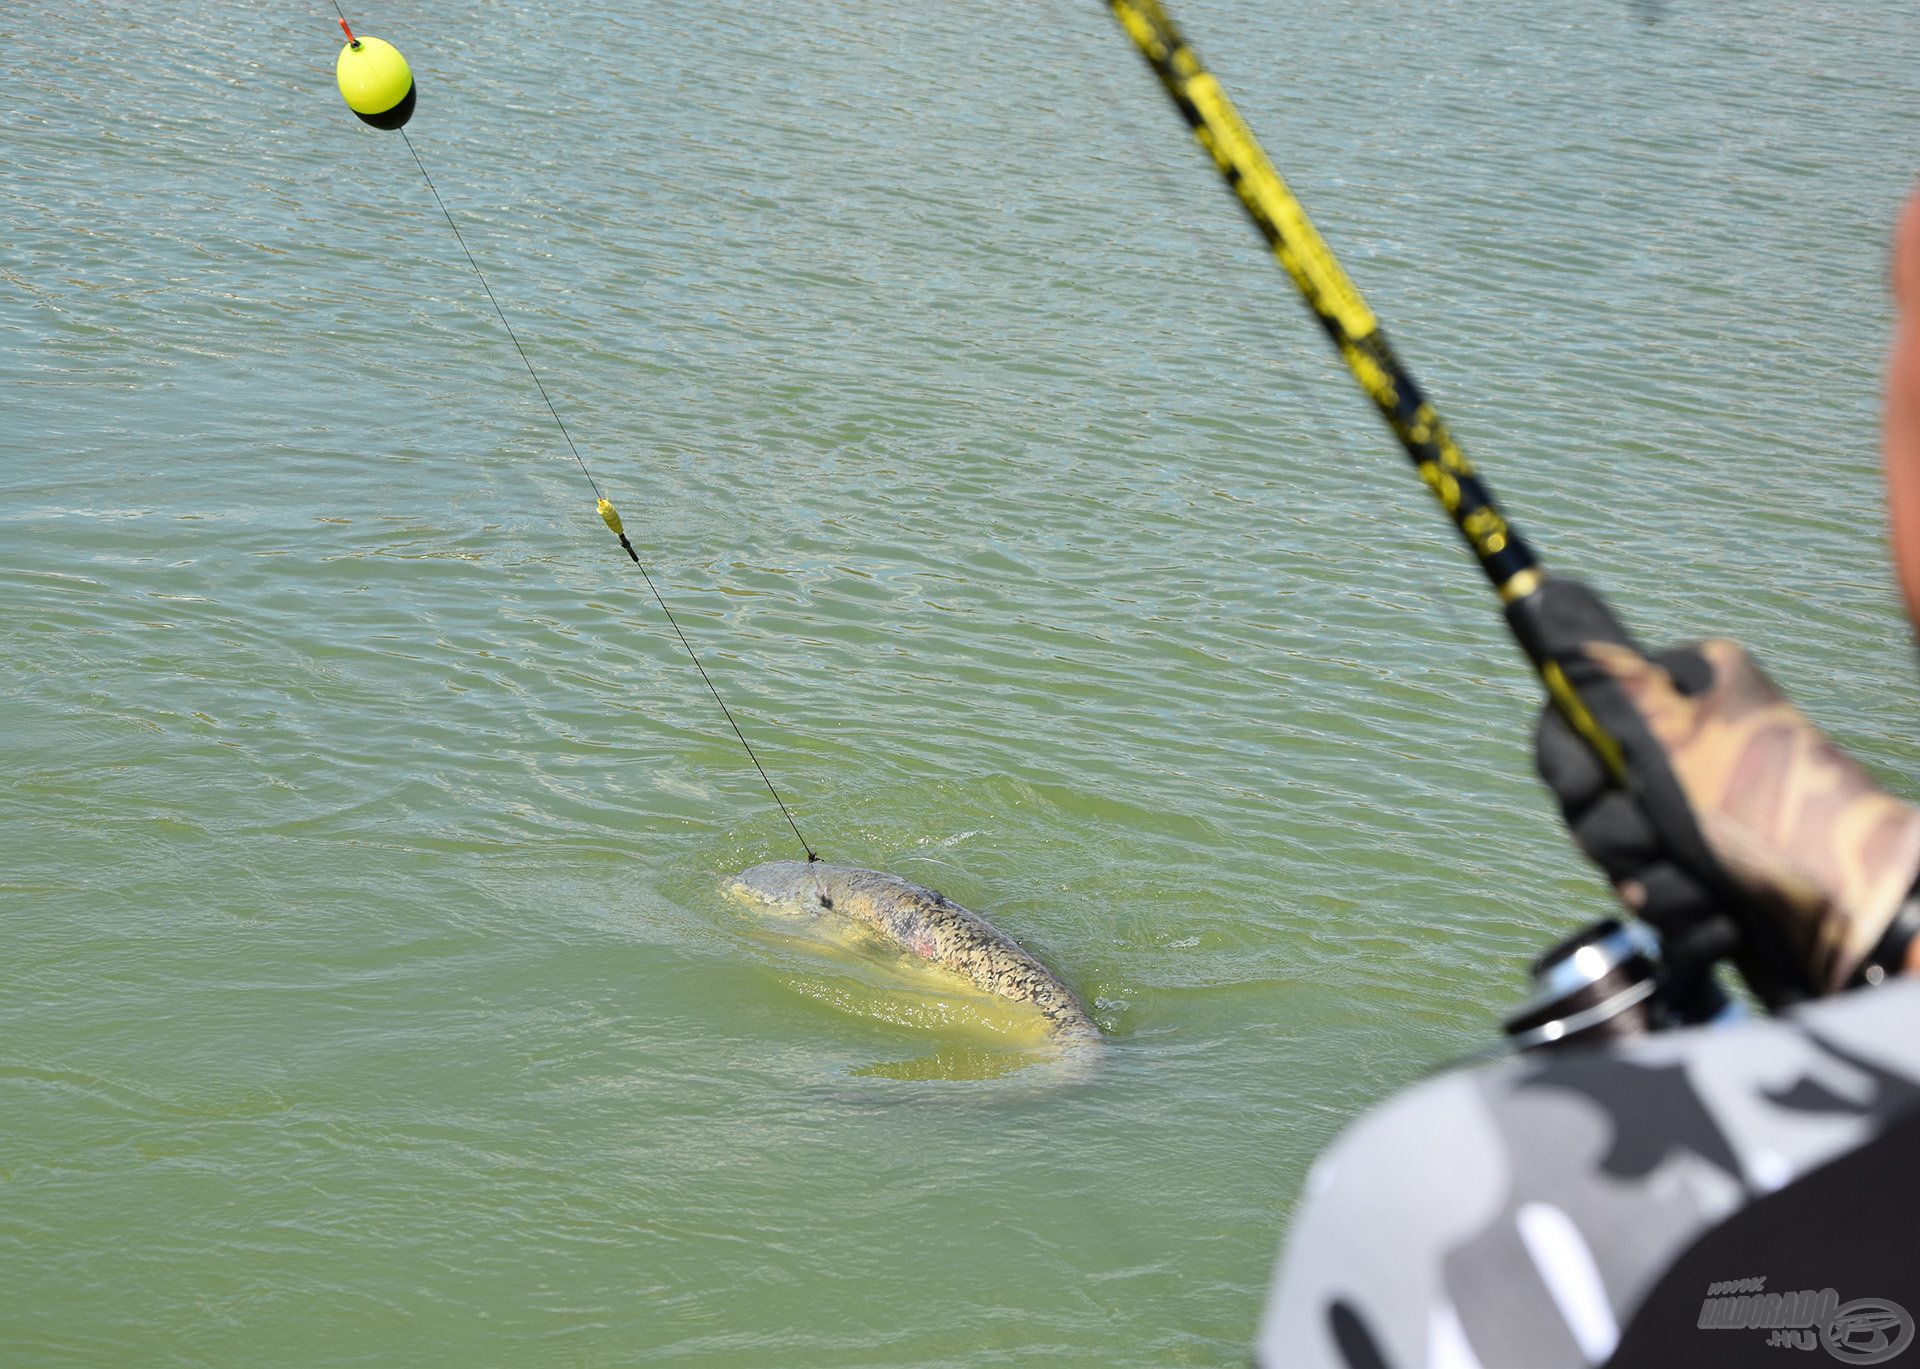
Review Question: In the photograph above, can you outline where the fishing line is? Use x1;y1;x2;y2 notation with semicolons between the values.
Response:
1072;16;1296;365
396;126;601;502
330;11;819;863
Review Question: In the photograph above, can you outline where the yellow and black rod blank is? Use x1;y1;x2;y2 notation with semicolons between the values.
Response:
1105;0;1821;1012
1108;0;1536;602
1107;0;1637;783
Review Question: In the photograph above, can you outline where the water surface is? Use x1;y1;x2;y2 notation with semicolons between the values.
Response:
5;1;1918;1363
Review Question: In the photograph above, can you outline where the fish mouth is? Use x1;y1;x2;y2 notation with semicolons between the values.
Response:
723;877;779;909
724;860;818;913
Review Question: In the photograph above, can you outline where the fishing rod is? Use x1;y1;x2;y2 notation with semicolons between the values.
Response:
327;11;820;863
1105;0;1773;1039
1107;0;1624;768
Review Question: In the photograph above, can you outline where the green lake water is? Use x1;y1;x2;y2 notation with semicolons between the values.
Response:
5;1;1918;1363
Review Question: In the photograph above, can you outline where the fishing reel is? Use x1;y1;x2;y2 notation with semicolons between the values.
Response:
1502;918;1740;1053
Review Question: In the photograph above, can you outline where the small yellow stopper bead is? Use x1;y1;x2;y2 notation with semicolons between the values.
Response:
335;34;416;131
597;499;625;536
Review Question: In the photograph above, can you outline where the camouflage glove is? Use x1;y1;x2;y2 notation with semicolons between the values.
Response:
1513;579;1920;1004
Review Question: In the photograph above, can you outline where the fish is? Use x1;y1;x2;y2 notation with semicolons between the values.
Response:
725;860;1101;1047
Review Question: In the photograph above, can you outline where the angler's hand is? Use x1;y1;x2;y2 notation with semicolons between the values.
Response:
1520;579;1920;1003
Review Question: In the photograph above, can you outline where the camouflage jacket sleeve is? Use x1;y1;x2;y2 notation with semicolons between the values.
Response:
1257;979;1920;1369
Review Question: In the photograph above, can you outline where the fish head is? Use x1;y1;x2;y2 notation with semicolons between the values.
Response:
726;860;836;916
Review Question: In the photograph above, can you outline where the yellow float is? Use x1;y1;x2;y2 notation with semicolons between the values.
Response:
334;22;414;130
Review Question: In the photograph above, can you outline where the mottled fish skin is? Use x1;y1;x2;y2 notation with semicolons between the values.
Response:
727;861;1100;1043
